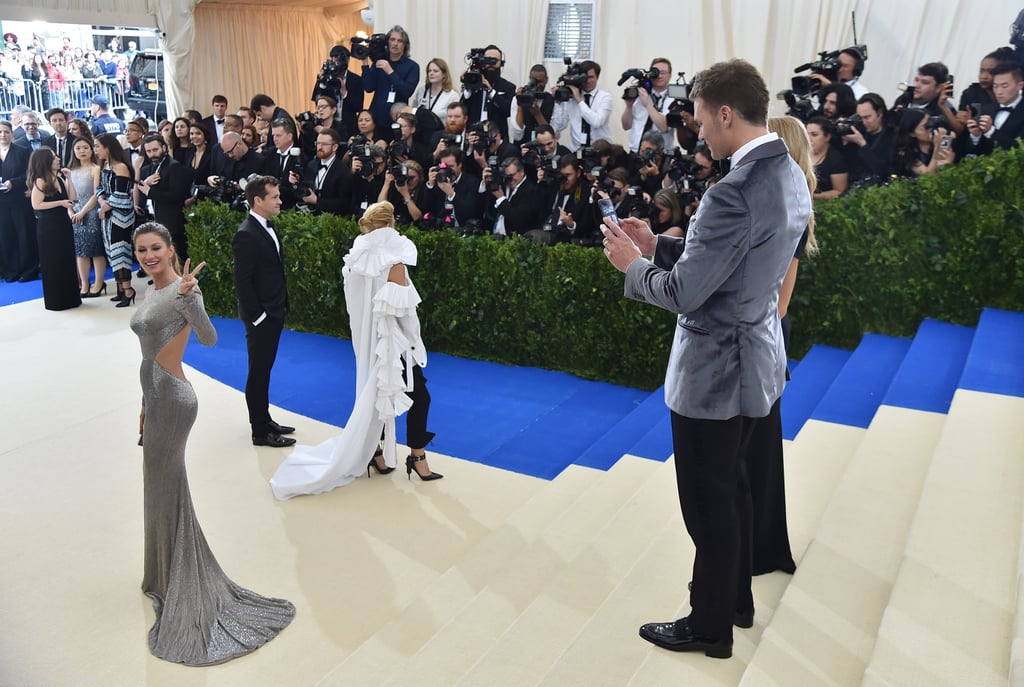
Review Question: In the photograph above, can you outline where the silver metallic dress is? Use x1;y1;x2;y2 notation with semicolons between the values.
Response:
131;280;295;666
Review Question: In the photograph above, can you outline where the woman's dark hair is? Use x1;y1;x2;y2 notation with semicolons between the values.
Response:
96;133;135;180
807;116;835;137
189;122;212;147
821;83;857;118
892;109;930;175
26;146;58;197
69;136;98;170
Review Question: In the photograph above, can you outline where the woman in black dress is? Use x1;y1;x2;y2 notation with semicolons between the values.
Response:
183;123;213;187
805;117;848;200
27;147;81;311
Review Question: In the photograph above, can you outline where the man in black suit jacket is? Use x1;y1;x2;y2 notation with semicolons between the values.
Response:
485;156;545;236
425;147;483;229
293;128;353;216
200;94;229;143
460;45;516;143
42;108;76;167
262;119;307;211
232;176;296;448
138;134;194;263
0;123;38;282
964;61;1024;155
211;132;265;187
312;46;365;138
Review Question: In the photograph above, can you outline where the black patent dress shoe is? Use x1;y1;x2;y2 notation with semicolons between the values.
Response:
638;617;732;658
252;432;296;448
268;420;295;435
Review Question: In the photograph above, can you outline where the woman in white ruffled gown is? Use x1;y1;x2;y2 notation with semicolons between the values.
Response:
270;202;442;500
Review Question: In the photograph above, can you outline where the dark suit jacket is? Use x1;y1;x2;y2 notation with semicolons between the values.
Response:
489;176;546;235
967;101;1024;155
140;157;192;235
0;144;31;206
338;71;365;138
462;75;516;142
200;115;224;143
263;147;307;210
43;134;77;167
232;213;289;324
301;157;354;216
427;172;483;227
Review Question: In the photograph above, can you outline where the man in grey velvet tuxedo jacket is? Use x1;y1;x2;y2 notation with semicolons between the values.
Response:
602;59;810;659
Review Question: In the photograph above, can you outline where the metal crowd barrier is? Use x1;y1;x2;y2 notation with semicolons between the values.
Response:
1;77;130;120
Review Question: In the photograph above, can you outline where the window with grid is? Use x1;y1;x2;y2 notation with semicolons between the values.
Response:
544;0;595;61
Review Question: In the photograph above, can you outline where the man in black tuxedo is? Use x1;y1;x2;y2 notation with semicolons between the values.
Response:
0;121;38;282
18;112;45;152
312;46;364;138
210;132;264;188
425;147;483;229
293;128;353;216
485;156;545;236
526;153;594;245
263;119;307;211
251;94;296;139
201;94;229;143
232;176;296;448
964;61;1024;155
137;134;194;263
43;108;76;167
460;45;516;143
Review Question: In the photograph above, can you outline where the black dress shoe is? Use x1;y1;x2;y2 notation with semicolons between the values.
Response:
268;420;295;435
252;432;296;447
638;617;732;659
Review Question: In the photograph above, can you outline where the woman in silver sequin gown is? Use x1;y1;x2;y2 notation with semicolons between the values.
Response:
130;223;294;665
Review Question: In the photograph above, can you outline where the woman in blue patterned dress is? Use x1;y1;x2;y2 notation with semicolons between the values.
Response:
95;134;136;306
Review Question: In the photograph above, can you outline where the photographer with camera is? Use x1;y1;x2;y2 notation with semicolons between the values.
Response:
809;47;870;98
425;148;483;229
379;158;426;226
312;45;364;137
391;112;435;171
485;156;545;237
818;83;857;121
262;118;307;211
629;130;671;196
621;58;675;153
510;64;556;144
460;45;516;143
963;61;1024;156
839;93;896;182
464;120;518;180
429;102;470;159
895;62;964;135
298;95;347;158
526;153;594;245
520;124;571;180
291;128;353;216
891;109;955;177
349;144;387;214
359;26;420;138
806;117;849;199
209;131;264;190
550;60;612;152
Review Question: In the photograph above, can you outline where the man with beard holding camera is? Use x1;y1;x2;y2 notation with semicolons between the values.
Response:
292;128;352;216
425;147;484;229
898;62;964;135
511;64;555;144
137;134;194;263
361;25;419;137
622;57;675;153
430;101;471;158
528;153;594;245
263;118;307;211
460;45;516;143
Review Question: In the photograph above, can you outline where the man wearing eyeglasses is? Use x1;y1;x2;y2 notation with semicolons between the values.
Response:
622;58;676;153
208;131;263;188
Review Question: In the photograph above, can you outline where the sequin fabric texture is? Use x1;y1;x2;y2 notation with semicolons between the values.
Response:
131;280;295;665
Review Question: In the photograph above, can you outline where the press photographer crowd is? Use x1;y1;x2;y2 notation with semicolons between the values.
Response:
2;19;1024;296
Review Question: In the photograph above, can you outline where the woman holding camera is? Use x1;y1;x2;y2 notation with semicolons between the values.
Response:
805;117;848;199
892;109;955;177
413;58;459;119
378;159;426;226
271;201;441;500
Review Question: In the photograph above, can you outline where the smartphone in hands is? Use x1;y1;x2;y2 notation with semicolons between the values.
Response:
598;197;620;229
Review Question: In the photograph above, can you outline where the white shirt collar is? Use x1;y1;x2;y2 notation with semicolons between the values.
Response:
730;132;779;168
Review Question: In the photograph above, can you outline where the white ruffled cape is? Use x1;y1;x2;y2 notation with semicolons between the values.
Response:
269;227;426;500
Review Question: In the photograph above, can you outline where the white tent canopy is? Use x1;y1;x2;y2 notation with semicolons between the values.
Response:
3;0;1020;147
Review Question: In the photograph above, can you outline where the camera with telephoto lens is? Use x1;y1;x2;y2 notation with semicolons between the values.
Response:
191;176;238;204
390;163;410;186
630;146;659;172
468;121;497;154
833;114;863;137
440;132;463;150
664;147;702;182
618;67;659;100
461;48;501;92
595;174;619;199
296;110;317;132
434;162;456;185
520;139;546;167
665;78;695;127
387;139;410;163
516;76;542;108
312;57;346;101
554;57;589;102
484;156;504;193
577;145;603;174
350;34;388;63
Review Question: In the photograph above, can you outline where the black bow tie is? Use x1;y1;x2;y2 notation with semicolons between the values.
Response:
998;105;1015;113
216;119;225;125
130;148;140;154
319;162;329;170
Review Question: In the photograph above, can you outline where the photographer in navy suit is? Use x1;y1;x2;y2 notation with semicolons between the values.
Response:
964;61;1024;155
602;59;810;660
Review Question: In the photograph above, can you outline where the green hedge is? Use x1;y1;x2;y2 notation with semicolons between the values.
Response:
186;145;1024;390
